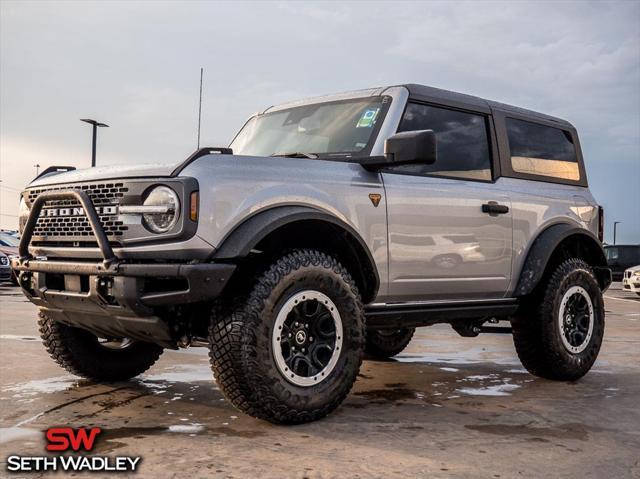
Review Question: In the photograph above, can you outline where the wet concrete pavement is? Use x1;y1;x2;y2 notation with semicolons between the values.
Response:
1;282;639;478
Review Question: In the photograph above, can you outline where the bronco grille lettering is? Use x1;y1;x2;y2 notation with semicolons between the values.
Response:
43;206;117;217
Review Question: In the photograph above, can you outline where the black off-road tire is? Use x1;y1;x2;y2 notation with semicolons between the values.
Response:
38;312;164;381
208;249;365;424
512;258;604;381
365;328;415;359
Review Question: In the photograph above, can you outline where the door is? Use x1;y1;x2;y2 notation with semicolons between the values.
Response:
382;102;512;301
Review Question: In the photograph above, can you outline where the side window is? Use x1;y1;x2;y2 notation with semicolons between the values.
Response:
390;103;492;181
506;118;579;181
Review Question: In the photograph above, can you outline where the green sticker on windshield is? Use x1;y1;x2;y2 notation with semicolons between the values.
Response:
356;108;380;128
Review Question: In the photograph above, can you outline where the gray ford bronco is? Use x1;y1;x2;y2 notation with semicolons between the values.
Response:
13;84;612;424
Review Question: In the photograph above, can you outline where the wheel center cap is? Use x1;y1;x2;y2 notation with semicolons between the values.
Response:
295;330;307;345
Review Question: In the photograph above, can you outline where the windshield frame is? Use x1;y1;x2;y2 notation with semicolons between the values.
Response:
229;95;393;160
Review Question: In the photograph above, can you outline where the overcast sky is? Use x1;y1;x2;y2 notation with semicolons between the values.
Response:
1;0;639;243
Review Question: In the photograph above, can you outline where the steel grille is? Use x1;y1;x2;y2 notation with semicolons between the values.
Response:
26;182;128;207
26;182;129;241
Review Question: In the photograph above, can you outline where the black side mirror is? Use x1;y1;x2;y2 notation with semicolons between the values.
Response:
384;130;437;165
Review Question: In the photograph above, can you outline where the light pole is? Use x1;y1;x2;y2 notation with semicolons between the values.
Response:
613;221;621;245
33;164;41;176
80;119;109;167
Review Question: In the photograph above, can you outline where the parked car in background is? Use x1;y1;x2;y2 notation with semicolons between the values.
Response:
0;229;20;238
0;253;12;283
0;232;19;285
605;244;640;281
622;266;640;296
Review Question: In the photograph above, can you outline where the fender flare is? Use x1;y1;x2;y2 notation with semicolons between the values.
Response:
212;206;380;300
515;223;610;296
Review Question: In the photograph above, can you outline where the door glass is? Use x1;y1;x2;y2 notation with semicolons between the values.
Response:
391;103;492;181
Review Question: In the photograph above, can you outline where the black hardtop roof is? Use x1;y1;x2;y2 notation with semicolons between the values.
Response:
399;83;573;128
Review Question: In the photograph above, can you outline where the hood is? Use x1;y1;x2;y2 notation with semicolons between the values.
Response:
0;245;18;256
28;162;181;188
27;147;236;188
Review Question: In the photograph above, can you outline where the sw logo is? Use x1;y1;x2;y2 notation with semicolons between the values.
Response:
5;427;141;474
46;427;102;452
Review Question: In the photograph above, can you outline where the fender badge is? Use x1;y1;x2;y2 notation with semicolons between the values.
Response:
368;193;381;207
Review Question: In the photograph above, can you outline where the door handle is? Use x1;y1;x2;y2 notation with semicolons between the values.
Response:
482;202;509;215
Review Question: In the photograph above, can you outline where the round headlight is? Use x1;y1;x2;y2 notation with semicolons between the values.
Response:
142;186;180;233
18;197;30;234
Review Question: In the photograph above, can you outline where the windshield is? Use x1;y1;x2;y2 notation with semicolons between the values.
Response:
0;233;19;247
230;96;391;158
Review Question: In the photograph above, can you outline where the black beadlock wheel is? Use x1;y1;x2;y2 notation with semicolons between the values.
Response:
365;328;415;359
208;249;365;424
38;311;164;381
512;258;605;381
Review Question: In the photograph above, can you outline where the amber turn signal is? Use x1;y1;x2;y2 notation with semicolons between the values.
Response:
189;191;199;221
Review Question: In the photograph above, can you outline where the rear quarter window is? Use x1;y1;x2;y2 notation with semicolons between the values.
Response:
506;118;580;181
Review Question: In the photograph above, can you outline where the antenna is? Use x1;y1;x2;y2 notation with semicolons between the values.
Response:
197;67;203;149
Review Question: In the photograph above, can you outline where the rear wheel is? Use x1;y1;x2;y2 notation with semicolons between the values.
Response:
365;328;415;359
209;249;365;424
512;258;604;381
38;312;163;381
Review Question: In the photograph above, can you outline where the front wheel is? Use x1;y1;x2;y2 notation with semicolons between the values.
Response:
38;312;164;381
512;258;605;381
209;249;365;424
366;328;415;359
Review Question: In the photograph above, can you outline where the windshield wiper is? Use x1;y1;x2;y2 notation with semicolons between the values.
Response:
270;152;318;159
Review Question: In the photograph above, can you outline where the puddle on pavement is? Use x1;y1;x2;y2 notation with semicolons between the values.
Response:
0;426;42;445
354;388;420;402
139;364;214;385
3;376;83;399
2;364;215;402
0;335;39;341
395;345;521;366
456;383;520;397
353;369;529;405
455;373;523;397
96;425;266;452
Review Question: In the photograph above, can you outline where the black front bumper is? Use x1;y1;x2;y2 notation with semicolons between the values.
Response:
11;259;235;308
11;259;235;347
12;188;235;347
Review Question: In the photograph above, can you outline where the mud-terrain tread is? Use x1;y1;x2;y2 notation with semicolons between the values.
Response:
209;249;365;424
512;258;604;381
365;328;415;359
38;312;163;381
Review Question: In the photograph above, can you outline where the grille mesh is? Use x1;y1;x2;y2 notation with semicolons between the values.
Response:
27;182;129;240
26;183;128;207
32;215;128;237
